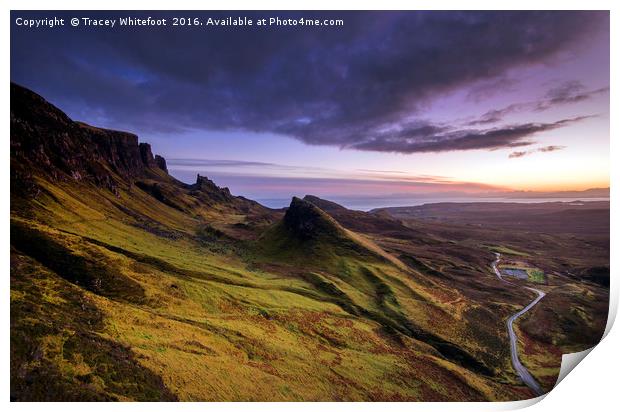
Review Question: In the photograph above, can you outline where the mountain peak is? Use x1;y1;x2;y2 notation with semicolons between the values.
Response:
188;174;235;205
194;175;230;194
257;196;395;271
283;197;343;240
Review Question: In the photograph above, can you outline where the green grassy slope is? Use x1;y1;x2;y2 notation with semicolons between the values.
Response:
10;177;521;401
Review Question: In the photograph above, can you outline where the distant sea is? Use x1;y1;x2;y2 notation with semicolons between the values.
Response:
255;196;610;211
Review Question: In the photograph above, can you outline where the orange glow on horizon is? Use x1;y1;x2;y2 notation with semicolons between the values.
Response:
478;177;610;193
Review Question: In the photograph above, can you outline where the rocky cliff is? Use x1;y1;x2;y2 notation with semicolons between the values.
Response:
283;197;344;240
11;83;168;193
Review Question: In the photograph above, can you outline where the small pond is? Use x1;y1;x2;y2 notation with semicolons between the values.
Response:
502;268;529;279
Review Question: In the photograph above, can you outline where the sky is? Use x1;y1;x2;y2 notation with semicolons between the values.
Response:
11;11;610;207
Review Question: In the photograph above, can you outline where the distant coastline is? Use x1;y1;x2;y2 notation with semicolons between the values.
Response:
255;196;610;211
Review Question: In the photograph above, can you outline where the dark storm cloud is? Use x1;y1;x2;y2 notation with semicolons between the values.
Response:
11;10;608;153
508;144;567;159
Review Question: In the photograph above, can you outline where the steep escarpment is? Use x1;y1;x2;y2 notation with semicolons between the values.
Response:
139;142;158;169
10;82;278;255
155;154;168;173
11;83;168;194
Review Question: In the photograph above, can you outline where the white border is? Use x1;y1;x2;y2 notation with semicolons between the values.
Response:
3;1;617;411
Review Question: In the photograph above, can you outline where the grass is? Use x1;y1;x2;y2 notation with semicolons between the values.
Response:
10;250;177;401
527;269;545;283
8;175;558;401
485;245;531;257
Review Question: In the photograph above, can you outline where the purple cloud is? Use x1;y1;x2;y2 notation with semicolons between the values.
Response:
508;145;567;159
468;81;608;126
344;117;589;154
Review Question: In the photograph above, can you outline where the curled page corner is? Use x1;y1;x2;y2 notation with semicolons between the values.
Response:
602;284;618;340
550;284;616;393
507;393;547;409
554;347;595;388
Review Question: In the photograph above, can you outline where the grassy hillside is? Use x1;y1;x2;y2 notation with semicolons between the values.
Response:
10;178;517;401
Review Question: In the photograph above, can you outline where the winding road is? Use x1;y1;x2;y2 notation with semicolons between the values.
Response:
492;253;546;397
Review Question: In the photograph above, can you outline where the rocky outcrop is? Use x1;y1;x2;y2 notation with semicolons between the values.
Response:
283;197;343;240
155;155;168;173
10;83;168;192
190;175;234;203
139;143;157;168
259;197;389;269
139;143;168;173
